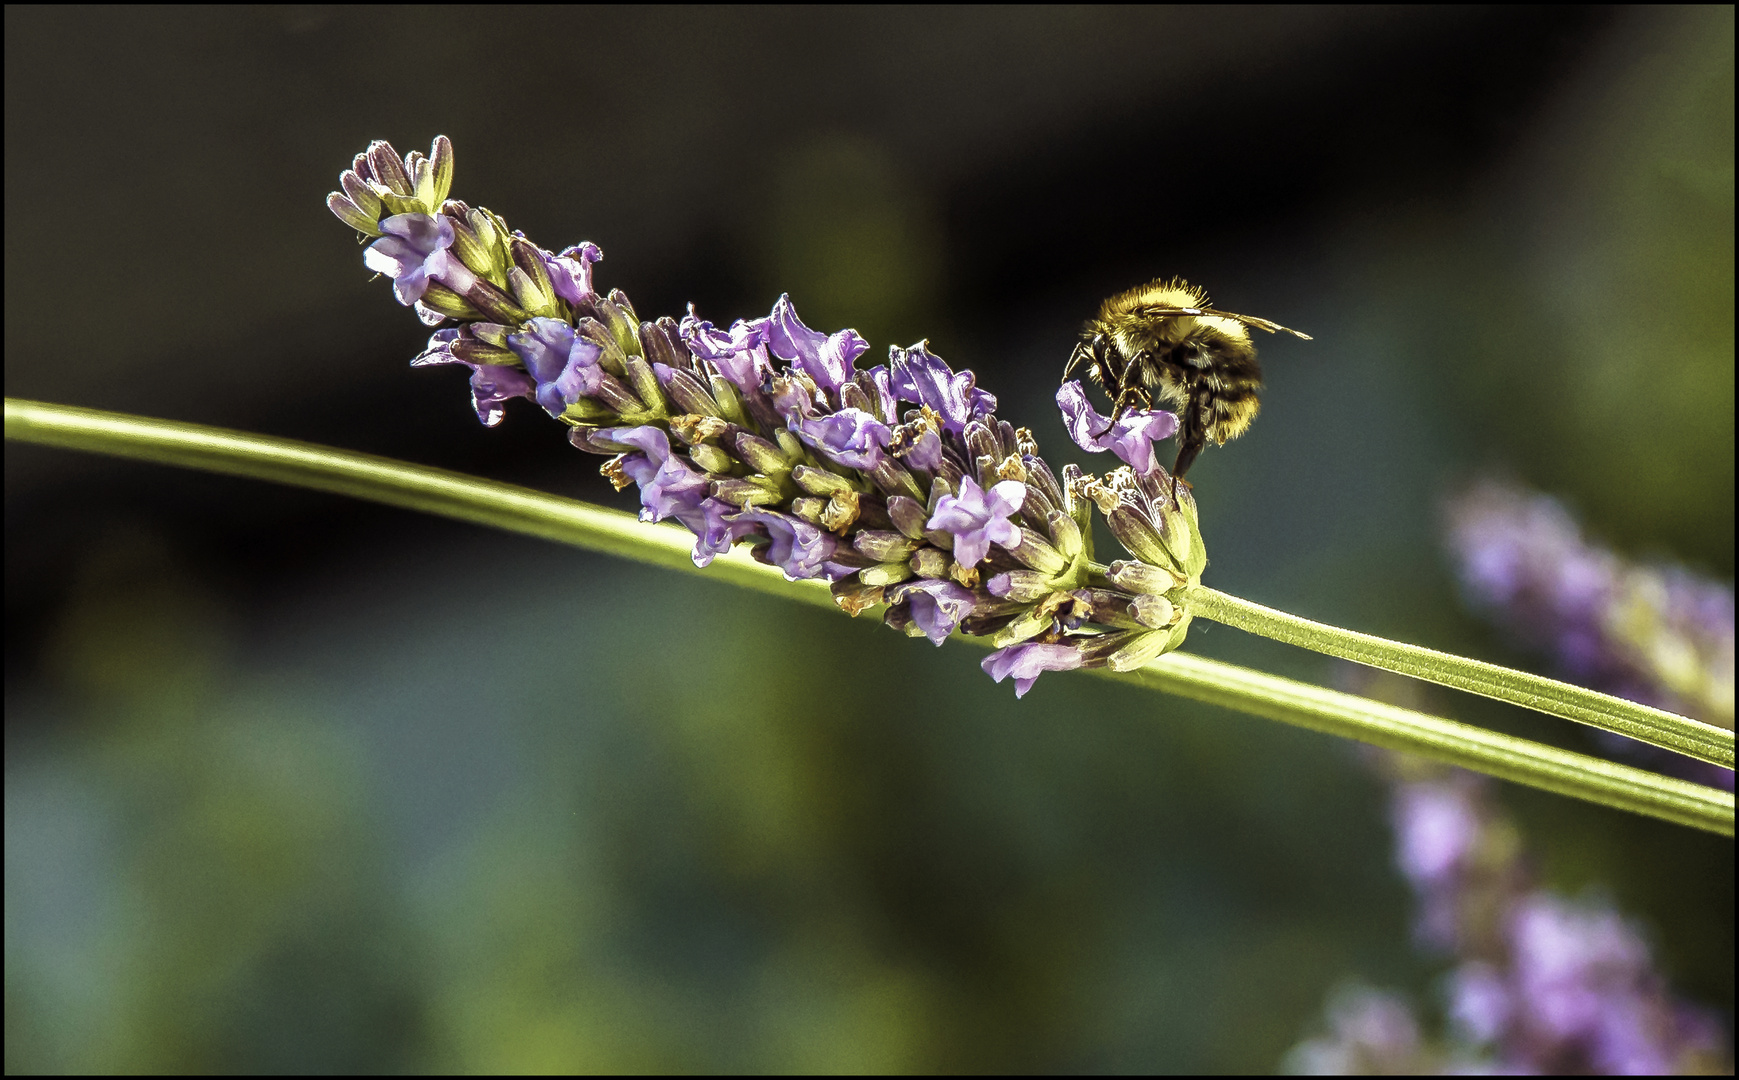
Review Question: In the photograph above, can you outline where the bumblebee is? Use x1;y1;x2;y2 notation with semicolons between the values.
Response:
1064;278;1310;482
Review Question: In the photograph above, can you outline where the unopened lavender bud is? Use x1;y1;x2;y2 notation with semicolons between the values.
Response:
1130;593;1176;629
711;478;782;507
592;371;647;417
992;605;1056;648
689;443;733;474
596;294;641;357
1106;506;1173;570
1069;588;1145;629
853;530;920;562
366;140;414;197
989;570;1057;603
463;277;530;325
869;456;924;502
1107;623;1189;672
792;463;851;496
560;398;616;424
621;354;667;414
1047;511;1083;560
886;495;928;540
1057;462;1085;532
339;169;382;219
708;375;748;425
773;429;806;463
507;266;554;315
861;562;914;587
1107;559;1183;596
427;135;454;207
664;370;722;418
418;283;484;321
910;546;951;579
446;219;497;276
963;420;999;464
327;192;382;235
839;381;876;416
736;433;791;476
1006;527;1069;575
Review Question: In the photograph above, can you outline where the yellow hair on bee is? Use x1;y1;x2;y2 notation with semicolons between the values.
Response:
1066;276;1305;483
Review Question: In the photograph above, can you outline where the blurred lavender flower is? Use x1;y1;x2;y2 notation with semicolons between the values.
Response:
329;135;1205;696
1287;749;1733;1075
1445;479;1735;787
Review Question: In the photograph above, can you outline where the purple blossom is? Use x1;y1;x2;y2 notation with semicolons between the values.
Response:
1447;962;1512;1045
680;305;771;393
927;477;1026;567
728;507;844;581
592;425;740;566
1392;781;1481;887
543;242;602;305
507;317;607;417
412;329;534;426
897;427;944;473
891;579;977;645
762;294;869;399
363;213;474;306
1057;380;1179;476
981;642;1085;698
793;408;892;470
888;342;996;436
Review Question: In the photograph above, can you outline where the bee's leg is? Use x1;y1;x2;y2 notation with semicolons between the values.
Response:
1170;398;1208;498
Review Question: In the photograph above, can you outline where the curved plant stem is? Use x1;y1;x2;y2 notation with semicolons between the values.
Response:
7;398;1733;837
1182;584;1733;771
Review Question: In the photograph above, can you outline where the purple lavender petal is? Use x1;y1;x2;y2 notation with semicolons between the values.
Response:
1447;962;1512;1045
680;305;771;393
981;642;1084;697
363;213;472;306
1057;380;1179;475
508;317;607;417
794;408;892;470
1392;781;1481;886
764;294;867;397
927;477;1027;567
893;579;977;644
467;364;535;427
899;427;944;473
888;342;996;435
544;242;602;304
756;293;870;402
729;507;842;581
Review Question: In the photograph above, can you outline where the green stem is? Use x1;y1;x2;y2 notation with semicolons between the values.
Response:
1183;584;1733;771
7;398;1733;837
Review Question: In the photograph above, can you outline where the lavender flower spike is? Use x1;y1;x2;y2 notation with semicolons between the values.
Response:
333;135;1214;699
927;476;1026;567
1057;380;1179;476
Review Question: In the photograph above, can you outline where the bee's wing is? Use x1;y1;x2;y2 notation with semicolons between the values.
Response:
1197;308;1313;340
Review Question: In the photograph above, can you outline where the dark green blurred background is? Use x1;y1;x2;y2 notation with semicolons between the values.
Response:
5;6;1731;1073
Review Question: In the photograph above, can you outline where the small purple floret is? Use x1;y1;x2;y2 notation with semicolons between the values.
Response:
412;329;533;426
364;213;472;306
927;477;1026;567
889;343;996;435
543;242;602;305
981;642;1084;697
680;305;771;393
894;579;977;645
508;317;606;417
728;507;842;581
762;294;869;399
1057;380;1179;476
794;408;891;470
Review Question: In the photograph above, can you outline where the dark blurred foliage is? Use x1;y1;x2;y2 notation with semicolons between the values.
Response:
5;6;1731;1072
